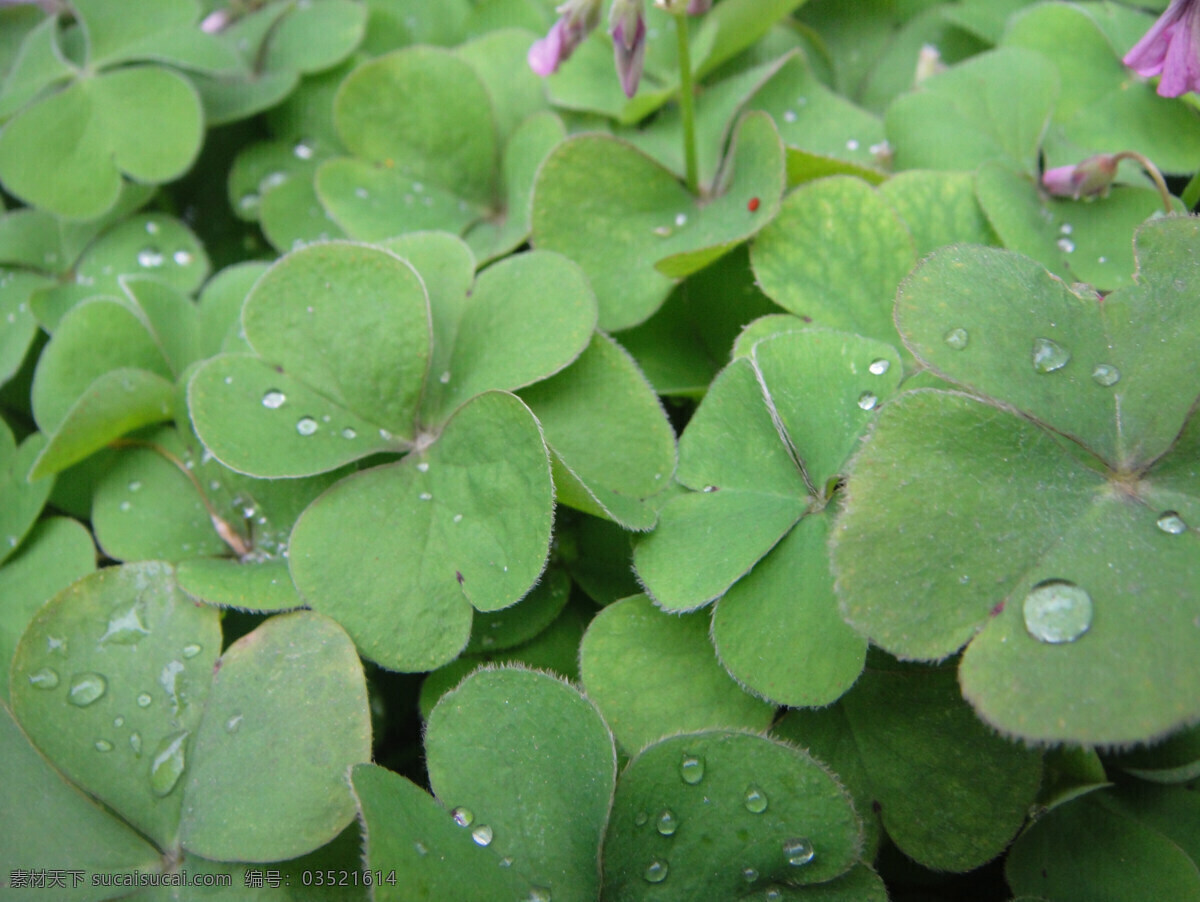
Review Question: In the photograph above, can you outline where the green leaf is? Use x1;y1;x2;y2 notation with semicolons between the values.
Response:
521;333;676;530
879;169;999;257
0;517;94;703
0;15;74;120
425;666;616;902
263;0;367;75
72;0;199;68
532;111;785;330
456;28;549;148
10;561;222;850
1109;724;1200;784
0;66;203;219
1;705;162;891
884;47;1058;173
750;176;915;353
0;270;49;387
179;610;371;862
0;429;53;563
288;390;553;671
462;566;571;656
580;594;774;754
602;730;862;899
175;559;303;614
778;662;1042;872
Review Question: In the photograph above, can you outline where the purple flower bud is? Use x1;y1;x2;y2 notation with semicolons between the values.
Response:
686;0;712;13
610;0;646;97
200;9;230;34
1041;155;1120;199
528;0;601;78
1123;0;1200;97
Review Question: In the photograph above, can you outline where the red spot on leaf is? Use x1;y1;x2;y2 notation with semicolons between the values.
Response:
747;197;760;212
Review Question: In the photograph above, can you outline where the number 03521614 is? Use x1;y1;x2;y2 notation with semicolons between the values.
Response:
301;870;398;887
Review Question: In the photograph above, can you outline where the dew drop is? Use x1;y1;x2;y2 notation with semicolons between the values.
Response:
380;428;394;441
452;806;474;827
100;606;150;644
145;220;160;235
355;187;368;199
643;859;669;884
128;480;142;492
28;667;59;689
868;358;890;375
743;784;769;814
1032;338;1071;373
136;692;152;708
471;824;494;847
341;427;357;439
680;754;705;784
239;193;260;213
635;811;649;827
439;370;451;384
656;809;678;836
527;888;551;902
137;247;164;268
1156;511;1188;535
783;837;815;867
703;485;719;493
857;391;878;411
1057;238;1076;254
783;109;797;123
765;889;782;901
419;492;433;501
1091;364;1121;386
182;643;202;659
294;140;315;160
149;731;189;797
674;213;688;227
119;501;132;512
499;856;513;868
173;249;193;266
113;716;125;728
296;417;319;436
1059;223;1073;235
742;867;758;883
95;739;114;752
416;462;430;472
129;732;142;757
68;673;108;707
262;390;286;409
943;327;969;350
1023;579;1093;644
846;138;859;150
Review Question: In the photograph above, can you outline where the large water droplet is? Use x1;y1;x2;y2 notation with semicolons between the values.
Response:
857;392;878;411
68;673;108;707
742;867;758;883
680;754;705;785
1023;580;1093;644
138;248;164;268
1091;364;1120;387
136;692;153;708
1156;511;1188;535
452;806;474;827
1032;338;1071;373
943;327;969;350
129;732;142;757
95;739;113;752
296;417;318;436
149;731;189;797
868;358;890;375
262;390;286;409
472;825;494;847
182;643;202;659
643;860;669;884
656;809;678;836
744;784;769;814
783;837;815;866
100;605;150;644
28;667;59;689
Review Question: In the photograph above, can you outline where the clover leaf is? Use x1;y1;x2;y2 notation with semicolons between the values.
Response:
833;216;1200;746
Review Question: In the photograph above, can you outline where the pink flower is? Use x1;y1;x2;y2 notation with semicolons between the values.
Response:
1123;0;1200;97
610;0;646;97
686;0;712;13
1041;155;1119;199
528;0;601;77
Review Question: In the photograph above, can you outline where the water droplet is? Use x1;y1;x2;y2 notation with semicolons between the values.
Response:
137;247;164;268
653;225;672;237
113;716;125;728
453;514;463;523
95;739;113;752
159;660;185;714
643;860;669;884
416;462;429;472
173;249;193;266
1091;364;1120;386
656;809;678;836
765;888;782;901
1059;223;1073;235
136;692;152;708
296;417;318;436
472;825;493;846
703;485;718;493
527;888;551;902
499;856;513;868
182;643;202;659
412;181;424;193
146;220;160;235
100;606;150;644
452;806;474;827
261;171;287;190
380;428;394;441
439;370;451;384
119;501;132;512
414;841;427;856
1032;338;1071;373
943;327;969;350
680;754;705;784
783;837;815;866
128;480;142;492
341;427;357;439
674;213;687;227
783;109;797;123
846;138;860;151
68;673;108;707
225;713;244;733
742;867;758;882
129;732;142;756
868;358;890;375
355;187;369;199
1023;579;1093;644
743;784;769;814
28;667;59;689
262;390;286;409
1156;511;1188;535
149;731;189;797
635;811;649;827
294;140;315;160
419;492;433;501
1057;238;1076;254
239;193;260;212
857;391;878;411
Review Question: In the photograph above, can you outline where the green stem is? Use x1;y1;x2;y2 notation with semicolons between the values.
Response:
1182;169;1200;211
674;13;699;195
